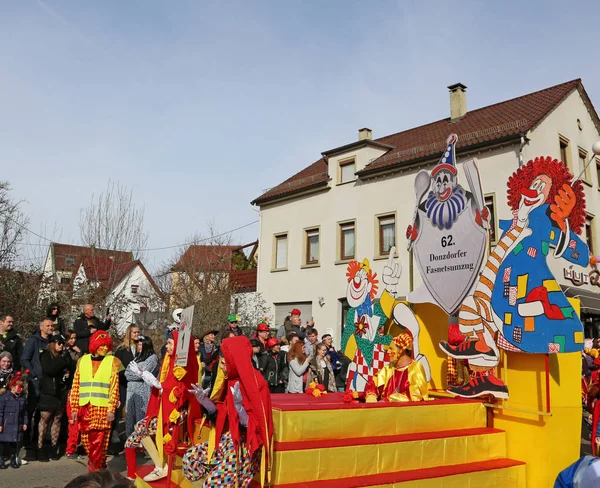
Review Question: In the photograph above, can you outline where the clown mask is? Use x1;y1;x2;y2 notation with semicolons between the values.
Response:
518;174;552;221
11;383;24;396
96;345;110;357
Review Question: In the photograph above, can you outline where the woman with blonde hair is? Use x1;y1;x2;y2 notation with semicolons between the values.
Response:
114;325;140;447
306;343;337;392
286;341;311;394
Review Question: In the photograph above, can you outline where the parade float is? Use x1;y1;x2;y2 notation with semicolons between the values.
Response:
133;135;599;488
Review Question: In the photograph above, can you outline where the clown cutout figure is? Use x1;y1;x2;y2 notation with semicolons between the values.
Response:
440;156;589;399
340;259;391;392
70;331;122;472
365;332;429;403
407;134;489;315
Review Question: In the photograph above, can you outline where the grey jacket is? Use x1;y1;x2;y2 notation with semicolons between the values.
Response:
286;358;310;394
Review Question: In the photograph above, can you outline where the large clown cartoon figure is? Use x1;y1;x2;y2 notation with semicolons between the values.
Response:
440;156;589;399
340;259;391;392
407;134;489;315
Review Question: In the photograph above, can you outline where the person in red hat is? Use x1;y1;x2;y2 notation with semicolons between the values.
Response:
69;331;121;472
264;338;287;393
254;322;270;350
183;336;273;486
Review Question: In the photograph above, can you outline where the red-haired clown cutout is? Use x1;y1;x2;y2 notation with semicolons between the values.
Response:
341;258;392;392
440;156;589;400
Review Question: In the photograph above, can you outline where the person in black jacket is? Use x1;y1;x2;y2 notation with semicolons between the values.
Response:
37;334;71;461
72;304;111;354
46;303;66;336
250;338;268;373
264;338;288;393
198;329;219;389
0;315;23;371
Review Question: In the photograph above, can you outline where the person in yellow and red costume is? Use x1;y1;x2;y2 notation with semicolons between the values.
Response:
124;331;200;483
70;331;121;472
182;335;273;487
365;332;429;402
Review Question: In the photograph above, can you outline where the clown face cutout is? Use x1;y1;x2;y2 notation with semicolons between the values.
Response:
432;169;457;202
517;174;552;221
345;260;377;309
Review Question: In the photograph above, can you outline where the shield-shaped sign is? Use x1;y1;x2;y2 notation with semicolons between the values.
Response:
409;206;487;315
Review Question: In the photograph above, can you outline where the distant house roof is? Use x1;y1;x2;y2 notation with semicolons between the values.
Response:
230;268;257;293
51;243;133;275
252;79;599;205
172;242;259;273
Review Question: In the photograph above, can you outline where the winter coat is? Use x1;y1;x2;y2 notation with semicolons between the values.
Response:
199;343;220;374
286;357;310;393
0;391;28;443
73;314;111;354
276;319;305;341
0;330;24;371
38;350;72;412
264;351;288;390
252;351;268;372
306;356;337;393
21;331;50;381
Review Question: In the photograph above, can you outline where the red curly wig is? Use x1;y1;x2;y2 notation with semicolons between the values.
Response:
506;156;586;235
89;331;114;355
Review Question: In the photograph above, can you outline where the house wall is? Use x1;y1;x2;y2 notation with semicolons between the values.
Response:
107;265;165;334
257;90;600;346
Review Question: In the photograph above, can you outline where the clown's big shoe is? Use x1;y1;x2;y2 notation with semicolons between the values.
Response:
255;393;525;488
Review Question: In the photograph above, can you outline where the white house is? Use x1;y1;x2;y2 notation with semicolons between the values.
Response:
41;243;165;334
251;79;600;343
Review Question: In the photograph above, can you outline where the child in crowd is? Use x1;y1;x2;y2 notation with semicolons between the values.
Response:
0;372;29;469
0;352;14;391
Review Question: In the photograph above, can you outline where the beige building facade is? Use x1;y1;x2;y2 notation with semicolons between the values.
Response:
252;80;600;343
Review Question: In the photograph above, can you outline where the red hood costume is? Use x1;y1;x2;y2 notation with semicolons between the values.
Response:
146;331;201;458
214;336;274;484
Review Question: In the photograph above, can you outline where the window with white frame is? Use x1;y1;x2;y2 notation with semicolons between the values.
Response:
339;221;355;260
274;234;288;270
131;284;139;294
339;159;356;184
305;228;320;265
377;214;396;256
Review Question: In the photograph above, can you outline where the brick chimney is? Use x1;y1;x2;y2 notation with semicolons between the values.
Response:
448;83;467;121
358;127;372;141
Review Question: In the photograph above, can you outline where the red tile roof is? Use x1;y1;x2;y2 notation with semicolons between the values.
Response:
252;79;596;205
52;243;133;274
172;245;240;272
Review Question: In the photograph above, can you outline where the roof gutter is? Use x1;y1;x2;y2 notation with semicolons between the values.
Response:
357;133;523;179
251;179;330;207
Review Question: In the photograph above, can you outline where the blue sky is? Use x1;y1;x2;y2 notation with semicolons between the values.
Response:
2;0;599;270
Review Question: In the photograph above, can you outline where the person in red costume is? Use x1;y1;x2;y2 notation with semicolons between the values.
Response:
182;335;273;487
124;331;200;482
70;331;121;472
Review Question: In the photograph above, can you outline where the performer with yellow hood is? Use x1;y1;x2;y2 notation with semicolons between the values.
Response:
124;330;200;482
365;332;429;403
70;331;121;472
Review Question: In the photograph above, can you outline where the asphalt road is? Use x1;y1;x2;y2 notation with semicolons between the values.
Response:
0;450;151;488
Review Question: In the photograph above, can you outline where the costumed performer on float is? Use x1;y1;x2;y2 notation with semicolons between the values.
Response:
365;332;429;403
124;331;200;482
440;156;589;399
182;335;273;487
70;331;122;473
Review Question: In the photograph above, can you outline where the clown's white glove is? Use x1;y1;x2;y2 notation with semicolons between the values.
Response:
141;370;162;390
382;247;401;297
188;383;216;414
128;361;143;376
231;383;248;427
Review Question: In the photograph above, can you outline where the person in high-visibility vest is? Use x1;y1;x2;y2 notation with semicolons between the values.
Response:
70;331;121;472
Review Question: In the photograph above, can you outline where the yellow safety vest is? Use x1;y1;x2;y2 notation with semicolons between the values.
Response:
78;355;114;407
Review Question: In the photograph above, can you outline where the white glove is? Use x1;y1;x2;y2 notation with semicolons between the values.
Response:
141;370;162;390
128;361;143;375
188;383;216;414
231;382;248;426
382;247;401;297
